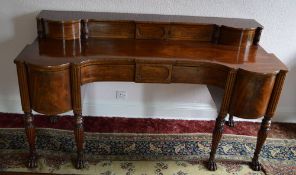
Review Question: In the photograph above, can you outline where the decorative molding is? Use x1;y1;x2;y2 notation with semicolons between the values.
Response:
81;19;89;39
253;27;263;45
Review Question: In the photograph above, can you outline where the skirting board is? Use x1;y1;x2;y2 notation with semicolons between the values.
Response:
0;98;295;123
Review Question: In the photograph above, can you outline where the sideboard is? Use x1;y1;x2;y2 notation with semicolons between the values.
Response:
14;10;288;171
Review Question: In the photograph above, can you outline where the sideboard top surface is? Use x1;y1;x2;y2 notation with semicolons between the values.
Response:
38;10;262;29
15;38;287;73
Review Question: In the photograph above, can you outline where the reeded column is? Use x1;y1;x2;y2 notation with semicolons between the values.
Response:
16;62;37;168
207;69;237;171
24;112;37;168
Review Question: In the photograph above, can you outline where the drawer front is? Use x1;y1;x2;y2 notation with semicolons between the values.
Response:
169;24;215;41
172;65;230;88
136;64;172;83
219;26;256;47
46;21;81;40
88;21;135;39
81;64;134;84
136;23;168;39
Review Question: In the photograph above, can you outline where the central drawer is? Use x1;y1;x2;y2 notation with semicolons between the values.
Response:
81;64;135;84
135;64;172;83
136;23;168;39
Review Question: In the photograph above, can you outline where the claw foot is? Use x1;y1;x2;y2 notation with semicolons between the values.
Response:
75;153;85;169
226;115;235;127
49;116;59;124
207;160;217;171
226;119;235;127
250;160;261;171
27;155;37;168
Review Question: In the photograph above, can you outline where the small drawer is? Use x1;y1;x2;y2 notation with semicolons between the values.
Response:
136;23;168;39
136;64;172;83
169;24;215;41
88;21;135;39
81;64;135;84
172;64;230;88
45;20;81;40
218;26;256;47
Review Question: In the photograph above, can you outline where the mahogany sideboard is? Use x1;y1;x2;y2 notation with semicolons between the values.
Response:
14;10;288;171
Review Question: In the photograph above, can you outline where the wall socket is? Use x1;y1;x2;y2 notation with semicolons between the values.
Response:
116;91;127;100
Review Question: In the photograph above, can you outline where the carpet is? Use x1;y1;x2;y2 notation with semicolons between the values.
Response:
0;114;295;174
1;113;296;138
1;128;296;174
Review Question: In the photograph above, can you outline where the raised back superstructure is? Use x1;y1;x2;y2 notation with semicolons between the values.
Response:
37;10;263;47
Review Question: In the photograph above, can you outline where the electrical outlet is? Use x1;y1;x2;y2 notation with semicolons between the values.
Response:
116;91;127;100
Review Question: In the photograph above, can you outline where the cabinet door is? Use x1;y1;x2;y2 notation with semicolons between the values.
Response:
229;69;276;119
28;65;72;115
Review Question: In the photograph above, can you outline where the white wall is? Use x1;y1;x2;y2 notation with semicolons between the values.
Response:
0;0;295;122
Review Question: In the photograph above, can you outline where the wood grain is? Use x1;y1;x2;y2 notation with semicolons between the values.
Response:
15;62;31;112
81;64;135;84
169;24;215;41
88;21;135;39
172;63;230;88
27;64;72;115
219;26;256;47
136;64;172;83
229;69;276;119
45;20;81;40
37;10;262;47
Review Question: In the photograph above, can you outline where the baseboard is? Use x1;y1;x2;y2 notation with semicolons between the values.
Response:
0;98;218;120
81;102;218;120
0;98;295;123
0;98;23;113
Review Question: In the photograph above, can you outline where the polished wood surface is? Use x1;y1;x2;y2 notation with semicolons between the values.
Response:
16;38;286;73
14;10;287;171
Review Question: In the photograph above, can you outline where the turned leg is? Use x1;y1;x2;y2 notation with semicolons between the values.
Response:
207;115;226;171
49;115;59;124
226;115;235;127
74;112;85;169
24;112;37;168
250;116;271;171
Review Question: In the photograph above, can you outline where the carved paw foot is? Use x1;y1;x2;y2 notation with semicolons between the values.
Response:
76;159;85;169
207;160;217;171
27;155;37;168
49;116;59;124
226;119;235;127
250;160;261;171
75;154;85;169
